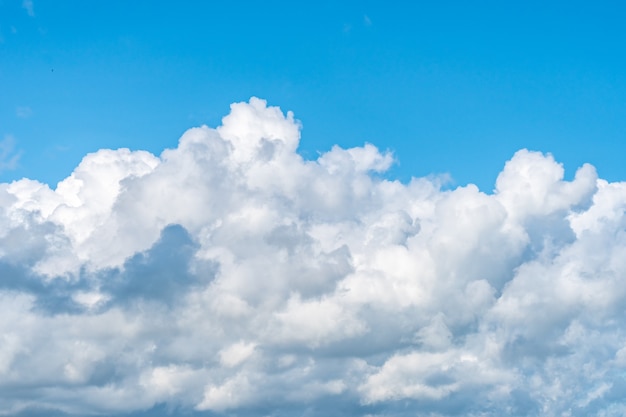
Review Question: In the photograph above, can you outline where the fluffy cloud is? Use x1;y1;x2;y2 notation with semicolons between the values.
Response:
1;97;626;416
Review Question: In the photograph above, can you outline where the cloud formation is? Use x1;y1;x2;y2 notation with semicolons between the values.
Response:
16;106;33;119
1;97;626;416
0;135;21;172
22;0;34;17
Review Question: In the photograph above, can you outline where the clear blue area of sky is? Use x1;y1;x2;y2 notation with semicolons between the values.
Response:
1;0;625;192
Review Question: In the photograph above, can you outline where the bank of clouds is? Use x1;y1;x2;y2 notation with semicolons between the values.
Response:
1;98;625;416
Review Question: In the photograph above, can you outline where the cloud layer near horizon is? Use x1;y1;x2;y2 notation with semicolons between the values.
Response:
1;98;626;416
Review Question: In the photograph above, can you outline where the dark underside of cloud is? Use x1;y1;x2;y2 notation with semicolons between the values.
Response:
1;98;626;416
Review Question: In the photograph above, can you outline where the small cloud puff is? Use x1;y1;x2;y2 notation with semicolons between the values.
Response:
0;98;625;417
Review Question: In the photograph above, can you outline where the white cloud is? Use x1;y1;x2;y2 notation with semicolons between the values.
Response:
219;341;256;368
1;97;626;416
272;294;367;348
196;373;254;412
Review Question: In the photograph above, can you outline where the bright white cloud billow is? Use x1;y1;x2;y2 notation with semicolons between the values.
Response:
1;97;626;416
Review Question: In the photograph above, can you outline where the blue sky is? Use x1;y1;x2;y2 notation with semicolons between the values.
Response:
2;0;625;190
3;2;626;417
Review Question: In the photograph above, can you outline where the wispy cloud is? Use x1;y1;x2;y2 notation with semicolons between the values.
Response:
0;135;21;171
16;106;33;119
22;0;35;17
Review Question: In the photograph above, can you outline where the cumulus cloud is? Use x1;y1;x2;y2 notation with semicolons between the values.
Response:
1;97;626;417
